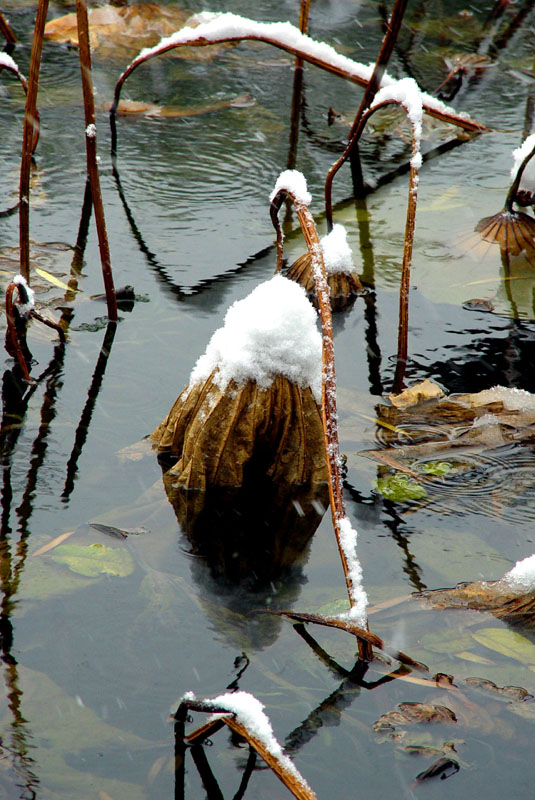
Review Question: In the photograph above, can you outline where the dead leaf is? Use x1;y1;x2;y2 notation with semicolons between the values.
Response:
111;93;254;118
388;379;445;408
374;702;457;733
33;530;76;556
416;578;535;626
286;252;363;311
44;5;227;60
151;371;326;490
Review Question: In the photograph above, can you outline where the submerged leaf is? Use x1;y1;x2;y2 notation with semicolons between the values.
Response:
51;543;134;578
374;473;427;502
471;628;535;663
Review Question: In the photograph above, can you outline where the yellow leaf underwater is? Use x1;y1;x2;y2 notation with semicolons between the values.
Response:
471;627;535;664
34;267;73;292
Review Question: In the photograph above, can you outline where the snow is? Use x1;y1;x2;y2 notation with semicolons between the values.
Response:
337;516;368;626
270;169;312;206
189;275;322;401
13;275;35;317
185;690;312;792
129;12;468;124
371;77;423;169
474;385;535;412
503;554;535;592
320;224;355;275
511;134;535;193
0;52;19;73
85;123;97;138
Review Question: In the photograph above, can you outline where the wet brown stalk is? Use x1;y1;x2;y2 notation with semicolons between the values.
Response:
76;0;118;321
19;0;48;283
0;9;17;45
4;283;32;382
325;0;409;228
271;187;372;660
286;0;310;172
177;697;317;800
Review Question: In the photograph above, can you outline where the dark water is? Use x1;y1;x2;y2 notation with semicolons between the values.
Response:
2;0;535;798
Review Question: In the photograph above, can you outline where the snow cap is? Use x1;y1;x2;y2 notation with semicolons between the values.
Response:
189;275;322;401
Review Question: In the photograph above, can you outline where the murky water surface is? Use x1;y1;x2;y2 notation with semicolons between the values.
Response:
2;1;535;797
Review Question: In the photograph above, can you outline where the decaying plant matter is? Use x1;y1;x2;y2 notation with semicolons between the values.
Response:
175;691;317;800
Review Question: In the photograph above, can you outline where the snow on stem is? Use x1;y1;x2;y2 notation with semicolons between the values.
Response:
19;0;48;282
177;691;317;800
270;171;370;650
75;0;118;322
109;12;483;133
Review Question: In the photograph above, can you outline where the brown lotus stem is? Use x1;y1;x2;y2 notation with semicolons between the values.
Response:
19;0;48;282
0;9;17;45
270;187;372;660
326;0;409;229
76;0;118;322
286;0;311;172
110;22;484;136
177;696;317;800
5;282;32;382
30;311;66;343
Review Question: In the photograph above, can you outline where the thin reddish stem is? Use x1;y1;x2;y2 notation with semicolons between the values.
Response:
19;0;48;282
76;0;118;321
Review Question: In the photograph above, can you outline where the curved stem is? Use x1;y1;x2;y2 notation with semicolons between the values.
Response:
110;24;484;132
505;138;535;212
4;284;31;383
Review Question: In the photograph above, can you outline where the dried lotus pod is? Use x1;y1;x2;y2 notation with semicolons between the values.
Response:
151;369;327;490
286;251;362;311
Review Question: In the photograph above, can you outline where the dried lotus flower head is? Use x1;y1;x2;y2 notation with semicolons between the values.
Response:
285;224;363;311
475;134;535;264
150;274;327;491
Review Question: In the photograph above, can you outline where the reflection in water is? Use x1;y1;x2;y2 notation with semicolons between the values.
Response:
160;463;329;650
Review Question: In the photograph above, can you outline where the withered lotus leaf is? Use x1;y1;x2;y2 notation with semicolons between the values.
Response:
374;702;457;733
151;370;327;490
44;4;220;59
416;579;535;625
287;252;362;311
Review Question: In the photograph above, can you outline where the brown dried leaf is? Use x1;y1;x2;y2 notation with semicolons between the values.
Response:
44;4;220;60
416;579;535;625
151;371;326;490
112;93;254;118
374;702;457;732
286;252;363;311
388;379;445;409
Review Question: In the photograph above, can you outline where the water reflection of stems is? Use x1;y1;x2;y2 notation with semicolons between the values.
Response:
76;0;118;321
19;0;47;281
62;321;118;501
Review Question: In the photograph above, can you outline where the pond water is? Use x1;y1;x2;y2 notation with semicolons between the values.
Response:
2;0;535;798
